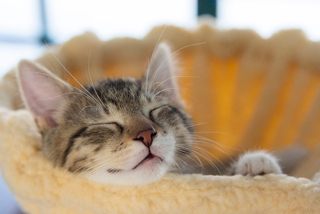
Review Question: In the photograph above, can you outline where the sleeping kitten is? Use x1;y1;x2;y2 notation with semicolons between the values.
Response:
17;43;281;185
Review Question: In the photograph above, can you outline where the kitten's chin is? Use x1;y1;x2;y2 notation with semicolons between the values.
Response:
85;157;168;185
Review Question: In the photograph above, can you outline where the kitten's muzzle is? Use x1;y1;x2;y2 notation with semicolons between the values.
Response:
132;153;163;170
134;128;157;147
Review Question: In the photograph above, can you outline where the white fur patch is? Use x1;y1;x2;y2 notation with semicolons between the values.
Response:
234;151;282;176
86;134;176;185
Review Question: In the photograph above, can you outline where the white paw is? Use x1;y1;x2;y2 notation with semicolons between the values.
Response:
234;151;282;176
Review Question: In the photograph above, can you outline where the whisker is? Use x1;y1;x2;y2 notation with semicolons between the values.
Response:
192;139;231;151
192;140;234;161
148;42;206;96
145;25;168;95
185;122;208;129
80;159;120;176
41;91;87;101
71;157;107;175
192;145;226;168
188;150;205;173
64;156;116;180
194;131;230;135
167;157;184;173
87;48;109;113
32;71;101;107
76;105;100;121
44;42;105;112
193;135;238;154
189;149;221;175
151;75;198;96
152;87;197;102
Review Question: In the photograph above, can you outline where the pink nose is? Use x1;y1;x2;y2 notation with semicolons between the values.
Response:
134;129;157;147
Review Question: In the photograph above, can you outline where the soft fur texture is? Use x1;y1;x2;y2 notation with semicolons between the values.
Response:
1;109;320;214
1;19;320;213
16;44;194;186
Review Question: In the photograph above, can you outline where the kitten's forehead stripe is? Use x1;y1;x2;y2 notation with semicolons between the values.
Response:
73;157;87;165
104;97;119;109
94;145;102;153
103;108;109;115
87;78;143;113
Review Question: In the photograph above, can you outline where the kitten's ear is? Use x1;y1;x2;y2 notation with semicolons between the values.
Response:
17;60;71;129
144;43;180;101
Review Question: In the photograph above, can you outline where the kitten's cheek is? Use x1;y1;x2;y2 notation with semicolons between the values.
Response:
150;146;167;160
150;136;176;161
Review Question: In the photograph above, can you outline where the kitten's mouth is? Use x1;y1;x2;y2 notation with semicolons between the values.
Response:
107;153;163;173
133;153;160;170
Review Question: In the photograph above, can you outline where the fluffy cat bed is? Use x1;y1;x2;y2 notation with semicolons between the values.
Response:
1;110;320;213
1;20;320;213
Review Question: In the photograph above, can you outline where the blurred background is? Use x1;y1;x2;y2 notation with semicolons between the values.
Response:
1;0;320;77
1;0;320;213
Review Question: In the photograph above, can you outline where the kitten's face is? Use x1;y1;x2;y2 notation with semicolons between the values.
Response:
17;44;194;185
52;78;193;185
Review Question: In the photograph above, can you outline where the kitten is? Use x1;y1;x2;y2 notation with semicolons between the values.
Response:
17;43;281;185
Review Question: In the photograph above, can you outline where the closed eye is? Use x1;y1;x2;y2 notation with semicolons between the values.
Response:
89;122;123;133
149;105;169;122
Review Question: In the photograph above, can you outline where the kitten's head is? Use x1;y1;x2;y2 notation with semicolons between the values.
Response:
17;43;193;185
